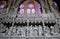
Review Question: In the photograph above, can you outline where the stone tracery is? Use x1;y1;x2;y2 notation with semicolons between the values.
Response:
18;0;42;16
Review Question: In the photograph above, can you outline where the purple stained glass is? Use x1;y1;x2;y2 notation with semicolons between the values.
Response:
18;9;24;15
27;9;30;14
19;4;24;8
0;5;4;9
32;9;35;14
0;5;4;14
53;2;57;6
37;9;41;15
37;4;41;8
28;4;34;8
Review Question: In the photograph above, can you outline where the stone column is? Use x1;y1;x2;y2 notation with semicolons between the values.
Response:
15;0;21;8
48;0;57;13
24;1;28;16
39;25;42;36
39;0;46;14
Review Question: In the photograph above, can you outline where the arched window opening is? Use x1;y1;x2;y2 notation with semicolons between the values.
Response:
27;3;35;14
18;0;42;16
0;4;5;14
18;4;24;16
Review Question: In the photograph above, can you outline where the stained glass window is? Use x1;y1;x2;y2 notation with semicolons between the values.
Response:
0;4;5;14
0;4;4;9
28;4;34;9
19;4;24;15
18;9;24;15
53;2;57;7
18;2;42;16
27;9;30;14
32;9;35;14
19;4;24;9
37;4;41;8
27;4;35;14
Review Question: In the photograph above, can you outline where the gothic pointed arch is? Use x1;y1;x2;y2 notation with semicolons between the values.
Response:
18;0;42;16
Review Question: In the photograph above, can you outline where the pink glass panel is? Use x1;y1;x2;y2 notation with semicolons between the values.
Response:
18;9;24;15
27;9;30;14
37;9;41;15
0;9;3;14
37;4;41;8
28;4;34;8
19;4;24;8
32;9;35;14
0;5;4;9
53;2;57;6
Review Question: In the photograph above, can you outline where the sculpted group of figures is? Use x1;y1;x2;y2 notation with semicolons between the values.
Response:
5;25;43;36
4;25;58;36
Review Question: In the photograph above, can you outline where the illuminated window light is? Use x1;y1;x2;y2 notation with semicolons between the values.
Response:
28;4;34;8
32;9;35;14
18;9;24;15
27;9;30;14
19;4;24;8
